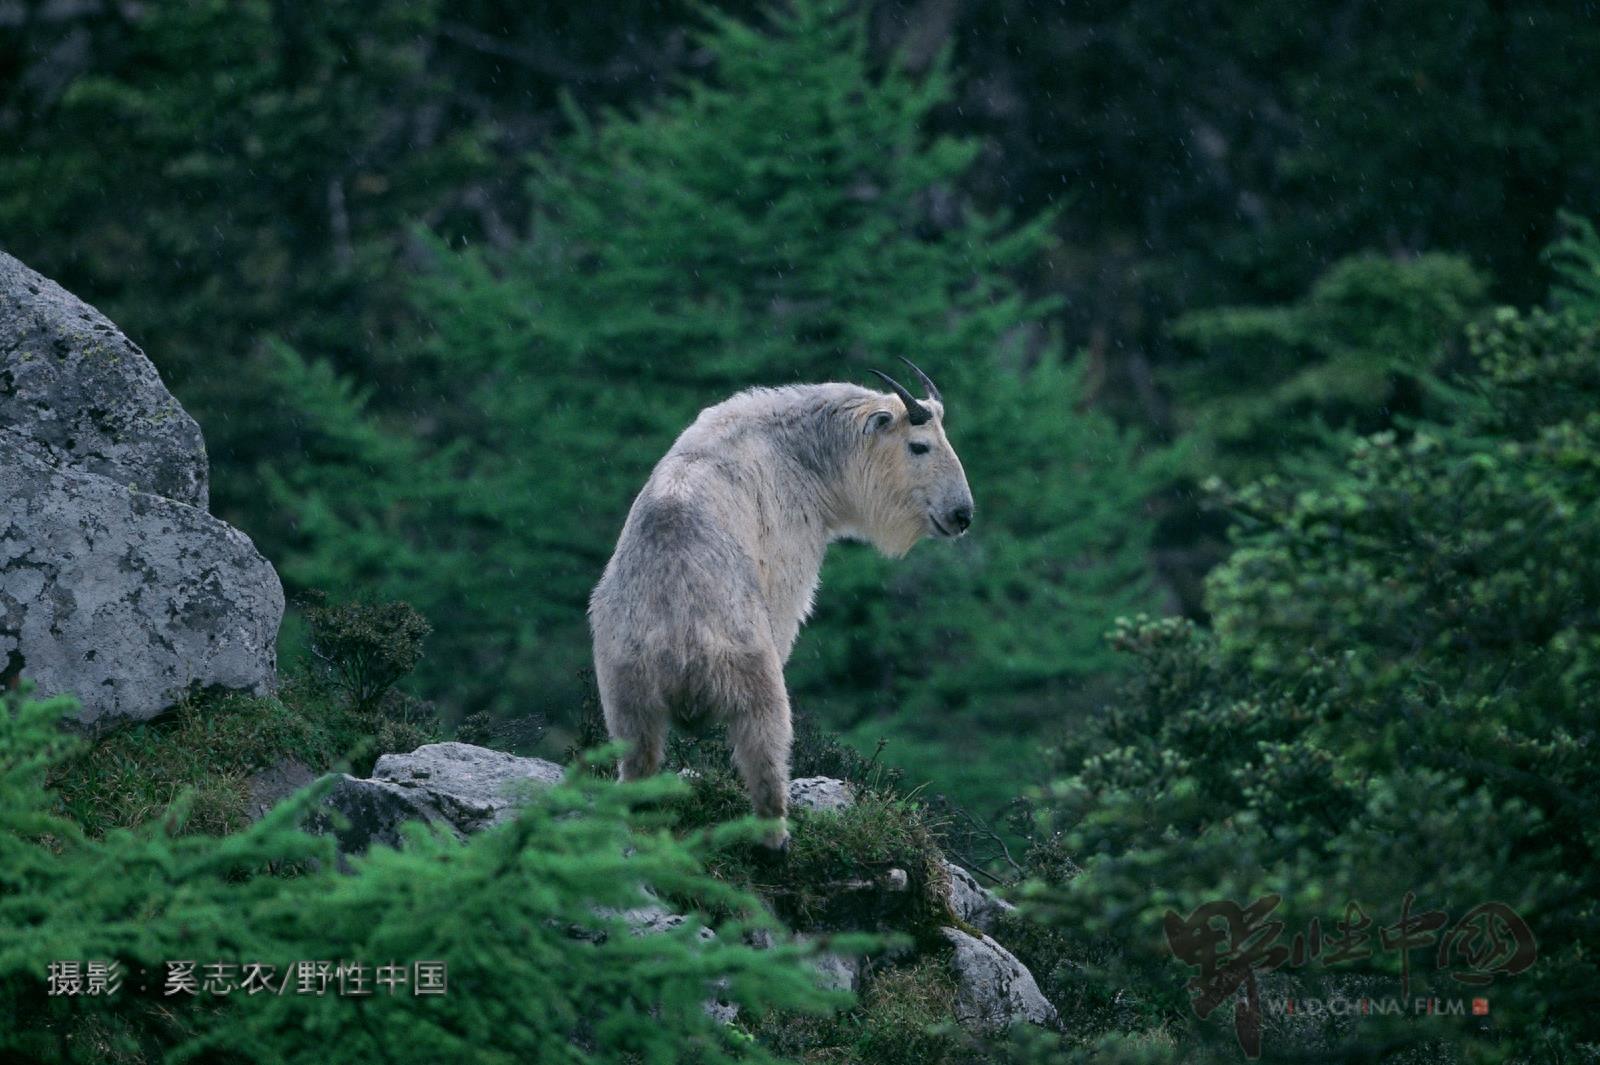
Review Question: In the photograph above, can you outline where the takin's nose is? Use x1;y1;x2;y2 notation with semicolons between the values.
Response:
948;504;973;533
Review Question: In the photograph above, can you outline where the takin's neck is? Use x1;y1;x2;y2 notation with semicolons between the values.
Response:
757;385;892;554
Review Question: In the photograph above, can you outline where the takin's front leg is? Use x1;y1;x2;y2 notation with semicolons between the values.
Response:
726;653;794;852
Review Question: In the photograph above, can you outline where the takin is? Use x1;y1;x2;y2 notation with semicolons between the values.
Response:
588;359;973;850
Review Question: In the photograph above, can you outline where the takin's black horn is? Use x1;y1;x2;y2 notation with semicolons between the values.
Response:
897;355;942;406
869;368;933;425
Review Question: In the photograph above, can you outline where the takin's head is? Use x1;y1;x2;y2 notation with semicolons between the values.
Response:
851;358;975;558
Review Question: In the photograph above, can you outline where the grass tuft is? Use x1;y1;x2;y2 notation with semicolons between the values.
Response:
751;956;961;1064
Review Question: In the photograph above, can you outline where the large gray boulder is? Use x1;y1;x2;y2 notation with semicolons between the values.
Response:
1;253;282;727
0;251;208;508
940;926;1058;1033
0;431;282;727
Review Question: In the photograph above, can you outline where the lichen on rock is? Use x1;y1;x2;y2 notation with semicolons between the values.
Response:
0;251;208;508
1;431;282;728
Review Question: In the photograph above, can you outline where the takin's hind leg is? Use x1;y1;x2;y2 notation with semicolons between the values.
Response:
617;718;666;782
724;654;794;852
598;672;668;782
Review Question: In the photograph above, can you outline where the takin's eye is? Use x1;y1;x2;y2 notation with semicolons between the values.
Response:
908;441;931;456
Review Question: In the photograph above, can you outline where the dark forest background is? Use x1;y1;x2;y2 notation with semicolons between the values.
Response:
8;0;1597;814
4;2;1598;1060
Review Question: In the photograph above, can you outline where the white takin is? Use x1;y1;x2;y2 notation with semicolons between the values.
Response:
589;359;973;850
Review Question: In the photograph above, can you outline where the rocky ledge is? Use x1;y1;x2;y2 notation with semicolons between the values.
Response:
290;740;1059;1037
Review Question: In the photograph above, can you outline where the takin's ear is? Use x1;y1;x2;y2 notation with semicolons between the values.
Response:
863;409;897;435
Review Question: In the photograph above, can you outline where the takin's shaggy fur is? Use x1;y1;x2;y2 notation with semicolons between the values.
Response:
589;365;973;849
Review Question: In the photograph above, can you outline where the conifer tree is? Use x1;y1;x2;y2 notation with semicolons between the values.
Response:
1030;258;1600;1061
1166;253;1488;482
0;0;491;535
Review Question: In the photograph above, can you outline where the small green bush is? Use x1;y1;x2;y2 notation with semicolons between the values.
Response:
752;956;961;1065
850;959;961;1065
658;727;949;939
303;594;431;713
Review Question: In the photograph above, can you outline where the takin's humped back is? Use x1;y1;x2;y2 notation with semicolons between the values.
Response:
588;360;972;850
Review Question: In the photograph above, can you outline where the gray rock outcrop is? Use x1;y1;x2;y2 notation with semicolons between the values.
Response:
795;934;860;994
373;741;564;832
808;951;859;994
944;859;1018;934
309;742;565;854
312;754;1061;1037
1;251;282;727
788;776;855;811
940;926;1059;1033
309;773;446;857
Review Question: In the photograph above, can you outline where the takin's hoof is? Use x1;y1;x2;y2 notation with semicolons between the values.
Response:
757;828;791;861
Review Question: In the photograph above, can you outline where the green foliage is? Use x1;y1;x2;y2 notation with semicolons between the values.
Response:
790;717;907;799
21;682;1078;1065
3;690;836;1064
935;0;1600;334
1030;302;1600;1059
1254;2;1600;304
266;0;1164;817
755;956;961;1065
772;795;950;936
842;959;960;1065
989;910;1159;1056
1544;210;1600;315
1167;253;1489;481
456;710;547;754
295;592;446;774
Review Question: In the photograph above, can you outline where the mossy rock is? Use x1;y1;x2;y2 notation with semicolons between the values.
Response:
665;762;951;939
44;677;385;837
